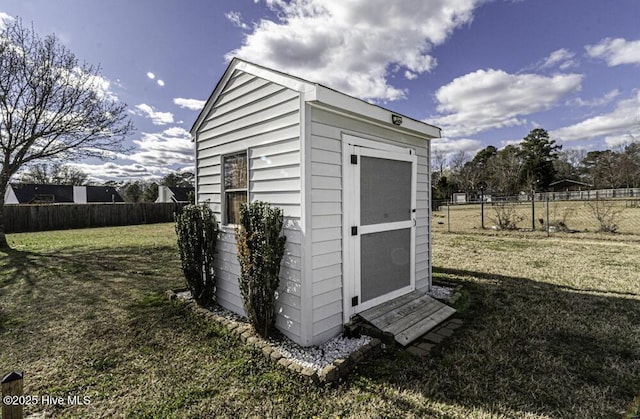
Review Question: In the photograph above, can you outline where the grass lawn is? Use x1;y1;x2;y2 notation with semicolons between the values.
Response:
1;224;639;418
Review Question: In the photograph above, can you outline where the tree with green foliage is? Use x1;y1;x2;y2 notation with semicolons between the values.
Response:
162;171;194;188
488;145;523;195
518;128;562;189
0;19;133;248
235;201;286;338
175;204;219;305
581;150;617;189
121;181;143;203
142;182;159;202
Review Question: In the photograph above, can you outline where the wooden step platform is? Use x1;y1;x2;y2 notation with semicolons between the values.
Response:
357;291;456;346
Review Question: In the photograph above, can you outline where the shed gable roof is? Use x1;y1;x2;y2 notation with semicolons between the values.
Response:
191;58;441;140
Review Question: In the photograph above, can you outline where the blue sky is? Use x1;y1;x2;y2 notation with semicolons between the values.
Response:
1;0;639;183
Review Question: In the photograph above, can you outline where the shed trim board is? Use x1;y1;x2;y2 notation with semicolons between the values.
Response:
192;58;440;347
299;97;314;346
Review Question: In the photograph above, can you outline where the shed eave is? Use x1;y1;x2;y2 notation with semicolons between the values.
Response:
308;85;441;139
190;57;441;140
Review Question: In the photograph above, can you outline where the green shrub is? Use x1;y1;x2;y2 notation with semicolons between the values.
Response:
175;204;219;306
235;201;286;338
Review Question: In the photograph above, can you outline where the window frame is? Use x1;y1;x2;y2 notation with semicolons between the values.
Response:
221;150;249;226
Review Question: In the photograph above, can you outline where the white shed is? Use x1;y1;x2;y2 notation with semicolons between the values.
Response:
191;58;441;346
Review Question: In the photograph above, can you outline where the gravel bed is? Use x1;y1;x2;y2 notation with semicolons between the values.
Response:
428;285;453;300
268;334;371;372
176;291;371;372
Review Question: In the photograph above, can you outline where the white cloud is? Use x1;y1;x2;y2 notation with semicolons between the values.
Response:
125;127;194;166
173;98;206;111
0;12;15;29
430;69;583;137
133;104;174;125
541;48;576;70
229;0;482;101
157;79;165;87
70;162;170;182
225;11;249;29
432;137;482;155
67;128;195;182
586;37;640;66
603;134;635;148
568;89;620;107
404;70;418;80
52;66;119;102
88;73;118;101
552;92;640;143
147;72;155;79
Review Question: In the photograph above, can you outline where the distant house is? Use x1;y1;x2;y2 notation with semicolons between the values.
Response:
548;179;591;192
155;186;194;203
4;184;124;204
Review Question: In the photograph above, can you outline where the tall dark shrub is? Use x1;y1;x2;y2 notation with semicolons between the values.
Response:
235;201;286;338
175;204;219;306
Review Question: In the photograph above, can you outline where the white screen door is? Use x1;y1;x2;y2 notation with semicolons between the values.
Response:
344;140;417;318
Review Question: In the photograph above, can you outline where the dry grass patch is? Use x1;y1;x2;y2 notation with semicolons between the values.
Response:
1;224;638;418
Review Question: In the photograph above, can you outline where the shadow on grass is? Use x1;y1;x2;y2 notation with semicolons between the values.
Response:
0;245;182;336
348;266;640;418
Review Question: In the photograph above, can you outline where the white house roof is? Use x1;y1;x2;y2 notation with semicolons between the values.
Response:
191;58;441;140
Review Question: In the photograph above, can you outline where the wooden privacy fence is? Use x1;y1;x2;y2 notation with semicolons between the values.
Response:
4;202;189;233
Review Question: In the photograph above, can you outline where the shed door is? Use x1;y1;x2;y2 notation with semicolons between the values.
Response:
344;143;417;317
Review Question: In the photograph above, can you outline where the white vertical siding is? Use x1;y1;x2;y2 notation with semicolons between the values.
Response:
195;70;303;343
309;107;432;344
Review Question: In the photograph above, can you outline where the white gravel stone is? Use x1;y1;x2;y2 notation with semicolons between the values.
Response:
176;291;371;372
268;334;371;372
428;285;453;300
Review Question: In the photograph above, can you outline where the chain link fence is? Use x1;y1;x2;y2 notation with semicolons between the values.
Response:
433;194;640;238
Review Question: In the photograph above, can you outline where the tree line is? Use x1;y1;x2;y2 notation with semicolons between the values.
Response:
433;128;640;201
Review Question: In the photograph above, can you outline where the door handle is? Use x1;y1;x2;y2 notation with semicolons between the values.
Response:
413;218;416;227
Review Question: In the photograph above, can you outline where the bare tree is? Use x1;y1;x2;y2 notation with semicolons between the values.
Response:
449;150;469;176
431;147;448;175
430;147;448;188
19;162;88;185
0;19;133;248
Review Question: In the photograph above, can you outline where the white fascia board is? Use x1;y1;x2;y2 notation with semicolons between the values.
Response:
190;59;241;137
234;61;316;94
309;85;441;139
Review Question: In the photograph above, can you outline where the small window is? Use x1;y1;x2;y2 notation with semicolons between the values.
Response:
223;151;248;224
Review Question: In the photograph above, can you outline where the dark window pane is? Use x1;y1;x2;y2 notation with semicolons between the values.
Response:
361;228;411;302
360;156;412;225
226;191;247;225
224;153;247;189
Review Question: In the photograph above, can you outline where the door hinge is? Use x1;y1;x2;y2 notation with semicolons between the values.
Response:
352;296;359;307
351;226;357;236
350;154;358;164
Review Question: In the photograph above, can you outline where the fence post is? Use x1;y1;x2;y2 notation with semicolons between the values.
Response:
531;184;536;231
447;201;451;233
546;194;550;237
2;371;24;419
480;187;485;229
